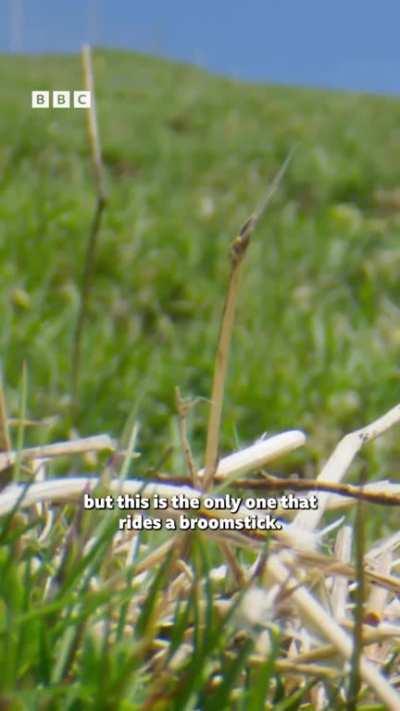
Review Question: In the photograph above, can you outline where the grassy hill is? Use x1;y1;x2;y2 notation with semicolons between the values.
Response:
2;50;400;478
1;49;400;709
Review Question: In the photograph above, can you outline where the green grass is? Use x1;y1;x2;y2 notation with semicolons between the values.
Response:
0;49;400;708
1;50;400;475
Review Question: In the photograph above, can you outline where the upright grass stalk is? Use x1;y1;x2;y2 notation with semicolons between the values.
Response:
0;367;11;464
14;362;28;483
347;471;367;709
71;44;107;407
0;367;12;491
202;153;293;490
175;387;198;485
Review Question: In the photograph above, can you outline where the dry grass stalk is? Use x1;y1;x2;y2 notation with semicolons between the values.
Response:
342;620;400;640
325;480;400;510
1;400;399;705
232;474;400;507
175;387;198;485
281;548;400;594
72;44;108;402
202;155;293;491
252;406;400;708
255;657;339;680
291;621;400;665
201;229;249;489
218;540;247;587
365;551;393;663
366;530;400;564
262;553;400;709
0;375;11;454
1;471;399;595
331;525;352;622
0;433;115;473
294;403;400;532
133;540;176;576
81;45;107;202
204;430;306;481
348;490;366;708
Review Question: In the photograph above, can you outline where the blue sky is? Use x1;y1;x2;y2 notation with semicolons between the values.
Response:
1;1;399;95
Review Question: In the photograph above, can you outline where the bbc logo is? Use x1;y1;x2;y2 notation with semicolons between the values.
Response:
31;91;91;109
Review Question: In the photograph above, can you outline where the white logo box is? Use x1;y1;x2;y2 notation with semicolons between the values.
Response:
31;91;91;109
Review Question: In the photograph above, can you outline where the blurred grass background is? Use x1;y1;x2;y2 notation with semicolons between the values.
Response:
1;49;400;487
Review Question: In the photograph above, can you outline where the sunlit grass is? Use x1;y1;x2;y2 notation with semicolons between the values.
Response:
1;51;400;478
1;49;400;708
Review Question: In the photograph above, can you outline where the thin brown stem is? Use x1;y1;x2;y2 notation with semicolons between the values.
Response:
175;387;198;486
202;154;293;491
154;472;400;506
218;540;247;587
0;374;11;454
71;44;107;405
226;474;400;506
348;471;367;710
